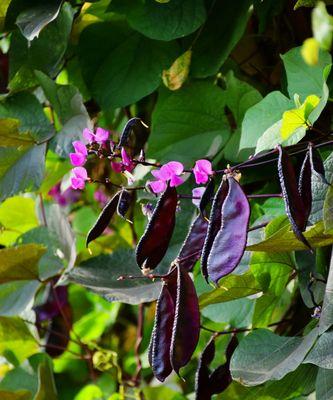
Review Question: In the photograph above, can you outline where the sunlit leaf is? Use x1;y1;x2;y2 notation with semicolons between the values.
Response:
301;37;320;65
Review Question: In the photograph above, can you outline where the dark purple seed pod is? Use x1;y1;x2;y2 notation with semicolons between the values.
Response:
195;337;216;400
117;117;148;148
277;145;311;249
177;215;208;271
149;268;178;382
309;144;330;185
207;176;250;283
201;178;229;281
117;189;132;219
170;265;200;376
199;177;215;216
298;150;312;223
86;191;121;247
136;185;178;271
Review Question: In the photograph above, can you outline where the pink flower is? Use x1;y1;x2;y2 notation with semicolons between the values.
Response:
149;161;184;194
193;159;213;184
121;147;135;172
94;189;108;207
111;161;123;173
83;127;109;144
192;187;205;207
69;141;88;167
71;167;88;190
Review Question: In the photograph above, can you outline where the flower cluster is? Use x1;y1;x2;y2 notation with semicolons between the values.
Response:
69;127;215;202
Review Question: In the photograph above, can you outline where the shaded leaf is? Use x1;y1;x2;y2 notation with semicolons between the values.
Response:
316;368;333;400
304;331;333;368
319;249;333;334
34;354;57;400
0;281;40;316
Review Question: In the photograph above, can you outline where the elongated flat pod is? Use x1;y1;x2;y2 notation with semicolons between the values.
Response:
86;191;121;247
136;185;178;271
170;265;200;375
207;176;250;283
277;145;311;249
118;117;148;148
199;177;215;216
117;189;132;219
148;268;177;382
309;145;329;185
201;178;229;281
177;215;208;271
195;338;216;400
298;151;312;224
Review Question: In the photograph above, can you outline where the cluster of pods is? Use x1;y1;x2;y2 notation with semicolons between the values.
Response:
84;118;329;393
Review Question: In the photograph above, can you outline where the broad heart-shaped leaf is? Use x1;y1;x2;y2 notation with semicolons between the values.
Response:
316;368;333;400
0;244;46;283
0;281;40;316
16;0;62;41
0;317;39;364
190;0;252;78
150;82;230;164
36;71;92;158
230;327;319;386
304;331;333;368
281;47;332;102
68;249;164;305
198;270;262;308
280;95;320;140
9;3;74;91
111;0;206;41
247;220;333;252
319;250;333;334
240;91;293;152
78;21;179;109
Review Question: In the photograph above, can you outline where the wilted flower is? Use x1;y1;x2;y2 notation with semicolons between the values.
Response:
70;141;87;167
193;159;213;184
149;161;184;193
71;167;88;190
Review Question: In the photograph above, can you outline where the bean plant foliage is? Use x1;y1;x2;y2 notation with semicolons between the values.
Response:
2;0;333;399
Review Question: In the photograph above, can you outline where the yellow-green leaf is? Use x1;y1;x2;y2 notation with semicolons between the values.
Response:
313;2;333;51
0;0;11;31
0;244;46;283
0;119;33;147
301;37;320;65
281;94;320;140
162;50;192;91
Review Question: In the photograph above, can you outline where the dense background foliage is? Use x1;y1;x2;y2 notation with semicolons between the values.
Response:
1;0;333;399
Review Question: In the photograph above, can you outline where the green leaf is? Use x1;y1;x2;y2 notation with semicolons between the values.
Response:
316;368;333;400
9;3;74;91
74;385;103;400
240;91;293;152
199;271;262;308
247;220;333;252
191;0;252;78
68;249;163;304
323;185;333;232
294;0;333;9
34;355;57;400
0;317;39;364
252;294;280;327
0;0;11;31
230;327;319;385
150;81;230;164
304;331;333;368
281;46;332;101
280;94;320;140
162;50;191;91
78;21;179;109
16;0;63;41
0;281;40;316
36;71;92;157
319;250;333;334
112;0;206;41
0;244;46;283
312;2;333;51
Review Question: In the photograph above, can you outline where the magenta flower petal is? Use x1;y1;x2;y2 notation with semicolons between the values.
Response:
70;153;86;167
192;187;205;207
73;141;87;156
170;175;184;187
165;161;184;176
121;147;132;166
149;180;167;194
95;127;109;143
72;166;88;180
83;128;94;143
194;159;212;175
111;161;122;173
194;170;209;184
151;169;163;179
71;177;85;190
